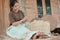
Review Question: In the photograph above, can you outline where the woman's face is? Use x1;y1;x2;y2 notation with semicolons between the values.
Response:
12;2;20;13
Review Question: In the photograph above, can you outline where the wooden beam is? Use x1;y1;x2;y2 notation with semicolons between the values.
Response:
0;0;4;35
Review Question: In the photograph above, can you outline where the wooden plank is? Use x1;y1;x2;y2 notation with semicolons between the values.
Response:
4;0;10;30
0;0;4;35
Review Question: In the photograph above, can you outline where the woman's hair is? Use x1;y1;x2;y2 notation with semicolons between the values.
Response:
10;0;18;10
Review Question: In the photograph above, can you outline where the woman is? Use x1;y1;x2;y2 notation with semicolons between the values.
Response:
6;0;44;40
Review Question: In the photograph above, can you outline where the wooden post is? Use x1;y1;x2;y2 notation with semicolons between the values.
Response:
4;0;10;34
0;0;4;35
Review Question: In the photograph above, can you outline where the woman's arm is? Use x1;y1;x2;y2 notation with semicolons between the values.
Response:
12;16;28;26
19;16;28;23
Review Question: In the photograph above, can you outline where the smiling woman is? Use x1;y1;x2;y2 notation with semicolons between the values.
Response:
6;0;50;40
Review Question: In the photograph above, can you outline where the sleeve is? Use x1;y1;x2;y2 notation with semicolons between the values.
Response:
9;12;16;24
20;11;25;19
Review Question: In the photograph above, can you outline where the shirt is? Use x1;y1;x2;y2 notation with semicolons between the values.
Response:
9;10;24;25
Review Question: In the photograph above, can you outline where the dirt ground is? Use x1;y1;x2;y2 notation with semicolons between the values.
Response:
0;35;60;40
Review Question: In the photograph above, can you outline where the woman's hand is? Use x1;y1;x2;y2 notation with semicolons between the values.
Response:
19;16;28;23
12;22;20;26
